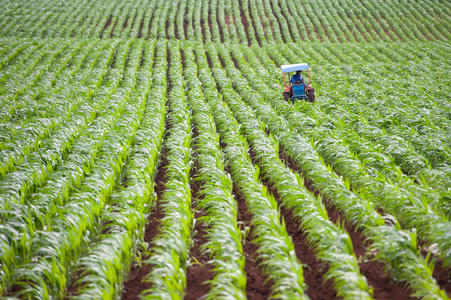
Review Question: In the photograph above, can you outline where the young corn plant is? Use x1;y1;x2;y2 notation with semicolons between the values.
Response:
0;39;121;293
5;39;147;298
243;42;451;266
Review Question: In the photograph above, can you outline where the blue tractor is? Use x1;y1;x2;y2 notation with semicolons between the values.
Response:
281;63;315;103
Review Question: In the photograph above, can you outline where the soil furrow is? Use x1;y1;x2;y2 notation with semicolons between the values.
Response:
324;200;415;300
279;149;416;299
184;210;213;300
121;154;166;299
282;208;338;300
234;185;272;299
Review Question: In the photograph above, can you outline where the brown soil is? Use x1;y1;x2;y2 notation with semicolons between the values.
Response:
139;46;145;67
200;18;207;43
419;245;451;295
274;0;295;42
122;150;168;299
321;23;332;41
205;51;213;70
239;5;252;46
121;201;164;299
109;18;118;38
235;186;272;299
432;260;451;295
324;201;416;300
388;22;403;42
249;151;335;298
100;14;112;38
183;15;189;40
184;125;214;299
122;14;129;30
138;16;144;38
246;0;262;46
215;6;225;43
312;25;324;43
269;1;286;43
165;18;170;39
279;149;416;299
281;209;339;300
146;9;156;40
239;9;249;31
208;12;213;42
184;210;213;300
225;14;230;27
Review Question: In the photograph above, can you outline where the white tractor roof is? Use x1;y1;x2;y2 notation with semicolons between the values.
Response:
280;63;309;73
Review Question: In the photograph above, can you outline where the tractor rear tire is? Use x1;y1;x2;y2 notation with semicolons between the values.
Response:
283;92;290;101
307;88;315;102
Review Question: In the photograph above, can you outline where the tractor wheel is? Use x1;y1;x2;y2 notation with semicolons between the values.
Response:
307;88;315;102
283;92;290;101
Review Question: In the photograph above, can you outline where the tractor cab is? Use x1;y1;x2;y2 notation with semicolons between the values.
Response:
281;63;315;103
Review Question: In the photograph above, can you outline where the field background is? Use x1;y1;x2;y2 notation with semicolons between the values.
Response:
0;0;450;299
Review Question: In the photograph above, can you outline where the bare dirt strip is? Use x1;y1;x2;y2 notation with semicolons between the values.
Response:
121;149;168;299
323;198;415;300
235;186;273;299
184;210;213;300
280;150;415;299
281;209;339;300
184;159;214;299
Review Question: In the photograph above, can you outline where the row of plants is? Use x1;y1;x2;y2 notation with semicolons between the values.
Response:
181;43;247;298
8;38;149;298
194;43;308;298
0;39;137;295
138;41;193;298
0;40;46;96
0;40;124;205
66;39;167;299
264;42;450;202
0;0;449;43
249;41;449;191
225;41;451;266
282;42;450;171
208;42;448;297
244;42;449;209
0;40;67;116
0;40;99;177
206;44;374;298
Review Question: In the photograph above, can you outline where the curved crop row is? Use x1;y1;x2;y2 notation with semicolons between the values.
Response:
194;43;308;299
0;0;449;43
67;39;167;299
205;44;374;299
208;42;447;297
2;39;148;298
181;43;247;299
138;41;193;298
223;42;450;267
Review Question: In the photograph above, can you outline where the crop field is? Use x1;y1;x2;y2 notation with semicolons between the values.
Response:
0;0;450;299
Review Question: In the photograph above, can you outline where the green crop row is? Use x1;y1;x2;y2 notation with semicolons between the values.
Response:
0;35;449;298
138;41;193;298
207;42;447;298
0;0;449;43
225;42;450;266
194;42;308;298
182;43;247;298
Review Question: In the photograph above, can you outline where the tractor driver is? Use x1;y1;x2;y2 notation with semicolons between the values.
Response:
290;70;304;84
